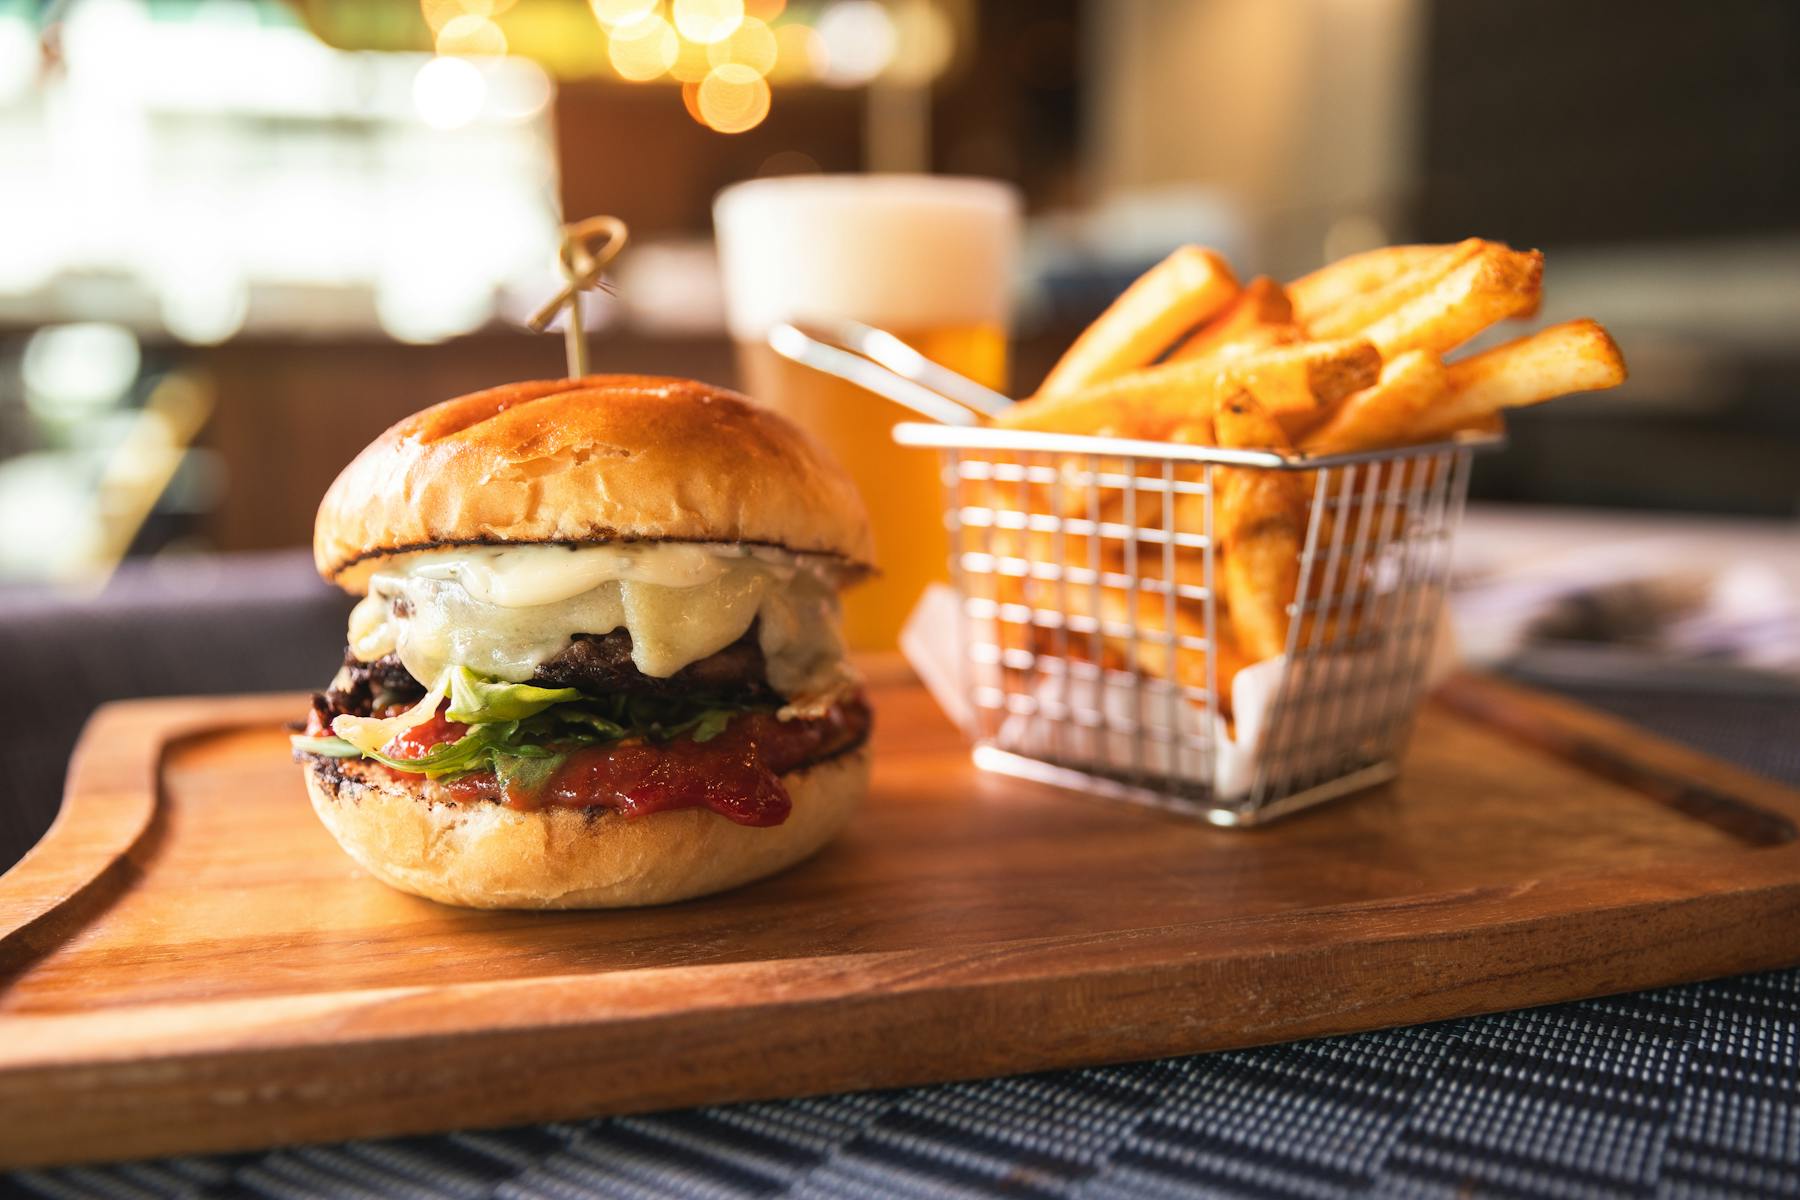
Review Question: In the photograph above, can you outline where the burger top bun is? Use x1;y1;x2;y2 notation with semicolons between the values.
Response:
313;375;877;593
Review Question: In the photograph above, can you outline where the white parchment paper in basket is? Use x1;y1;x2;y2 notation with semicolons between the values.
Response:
900;583;1459;799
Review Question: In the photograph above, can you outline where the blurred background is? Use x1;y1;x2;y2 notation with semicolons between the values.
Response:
1;0;1796;857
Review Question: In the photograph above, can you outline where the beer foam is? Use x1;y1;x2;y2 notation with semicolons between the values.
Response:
714;175;1020;340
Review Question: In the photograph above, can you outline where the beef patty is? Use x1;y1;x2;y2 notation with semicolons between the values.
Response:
317;625;772;721
537;627;769;699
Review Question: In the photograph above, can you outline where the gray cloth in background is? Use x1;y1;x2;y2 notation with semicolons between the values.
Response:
2;555;1798;1199
0;552;351;868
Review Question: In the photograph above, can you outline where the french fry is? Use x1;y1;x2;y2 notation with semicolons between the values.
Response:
1224;339;1382;422
1287;243;1458;324
1273;406;1332;446
960;470;1035;660
1165;418;1219;540
1167;419;1214;444
1300;350;1448;455
1166;276;1302;365
1156;420;1219;593
1302;239;1486;339
1407;319;1627;440
1064;584;1250;712
1037;449;1140;519
1036;246;1240;400
1356;246;1544;358
995;338;1379;438
973;234;1628;764
1213;391;1309;662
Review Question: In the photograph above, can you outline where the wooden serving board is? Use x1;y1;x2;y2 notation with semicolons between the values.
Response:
4;664;1800;1168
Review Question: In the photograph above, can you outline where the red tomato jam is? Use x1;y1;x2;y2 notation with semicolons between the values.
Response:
379;711;470;759
394;697;870;828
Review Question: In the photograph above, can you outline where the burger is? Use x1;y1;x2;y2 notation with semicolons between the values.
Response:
291;375;875;909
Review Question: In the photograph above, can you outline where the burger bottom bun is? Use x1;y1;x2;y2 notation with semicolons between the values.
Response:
303;748;869;909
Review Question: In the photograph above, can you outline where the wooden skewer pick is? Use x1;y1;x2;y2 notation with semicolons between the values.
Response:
527;215;629;379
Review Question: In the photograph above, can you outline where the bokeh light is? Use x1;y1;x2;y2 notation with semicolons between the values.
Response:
22;324;141;415
161;277;249;346
588;0;657;29
816;0;895;85
885;1;955;85
0;20;34;110
376;258;494;343
416;0;958;137
420;0;464;33
485;58;556;120
669;35;713;82
413;55;488;128
672;0;744;46
436;13;507;56
421;0;519;33
768;21;823;82
696;63;770;133
607;13;679;81
706;16;776;75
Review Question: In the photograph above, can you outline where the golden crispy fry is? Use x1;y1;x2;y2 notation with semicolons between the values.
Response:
1409;319;1627;440
1219;339;1380;420
1033;450;1139;520
1165;419;1216;481
1031;426;1244;704
973;237;1627;748
1302;239;1486;339
1273;407;1332;446
1166;276;1302;365
1287;243;1457;324
1165;419;1220;544
1167;420;1214;444
958;470;1035;659
1036;246;1239;400
995;339;1379;438
1213;391;1309;662
1300;350;1449;455
1062;584;1249;712
1356;246;1543;358
1292;456;1447;613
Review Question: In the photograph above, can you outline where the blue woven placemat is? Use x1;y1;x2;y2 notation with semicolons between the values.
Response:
5;681;1798;1200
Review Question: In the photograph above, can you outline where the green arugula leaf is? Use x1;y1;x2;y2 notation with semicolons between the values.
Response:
493;750;567;798
445;667;582;724
606;693;762;743
313;666;777;802
289;734;363;758
356;720;519;777
689;709;735;743
542;708;630;740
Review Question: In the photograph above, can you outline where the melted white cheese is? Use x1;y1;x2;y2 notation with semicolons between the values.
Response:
411;543;730;607
347;543;854;712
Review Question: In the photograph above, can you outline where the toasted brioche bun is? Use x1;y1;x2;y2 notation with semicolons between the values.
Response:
303;747;869;909
314;375;876;593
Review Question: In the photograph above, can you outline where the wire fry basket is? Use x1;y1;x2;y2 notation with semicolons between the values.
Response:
892;423;1503;826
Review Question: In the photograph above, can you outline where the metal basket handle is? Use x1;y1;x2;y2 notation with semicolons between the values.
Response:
767;320;1011;426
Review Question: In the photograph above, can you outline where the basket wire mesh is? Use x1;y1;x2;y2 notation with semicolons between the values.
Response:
894;424;1494;826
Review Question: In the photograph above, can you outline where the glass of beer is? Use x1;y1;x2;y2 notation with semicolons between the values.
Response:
714;174;1021;650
